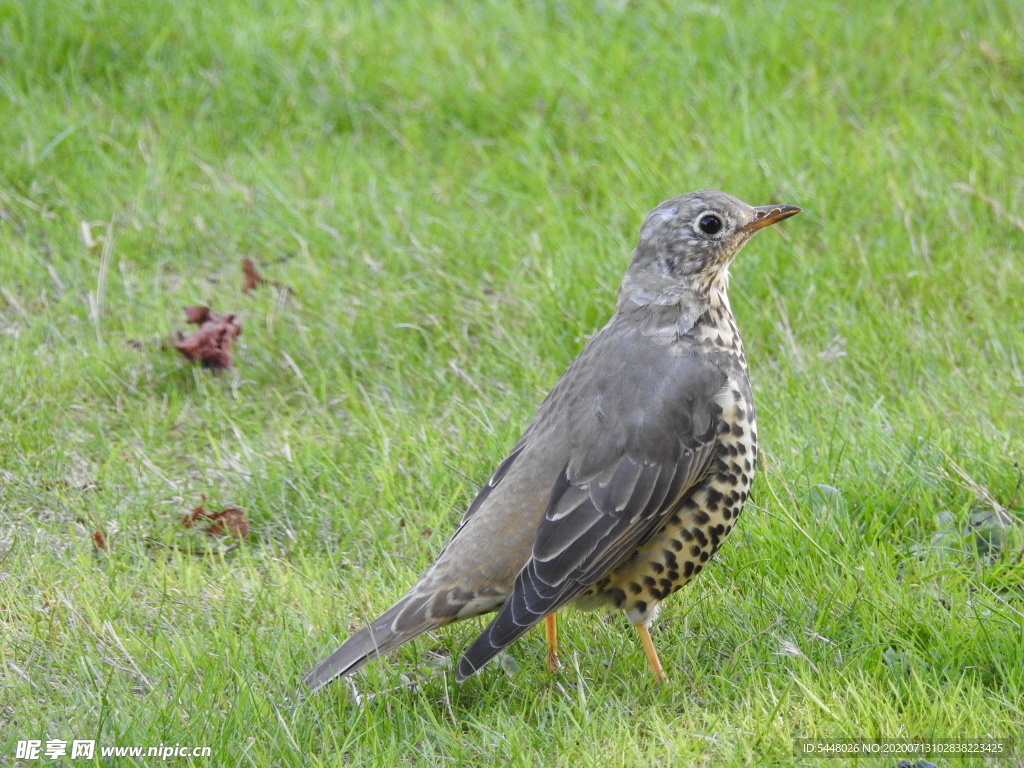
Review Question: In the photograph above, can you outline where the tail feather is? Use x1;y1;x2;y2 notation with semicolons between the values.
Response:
456;574;580;681
302;600;430;694
456;611;536;682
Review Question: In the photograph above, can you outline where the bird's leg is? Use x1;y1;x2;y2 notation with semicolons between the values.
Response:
544;613;560;672
634;623;666;682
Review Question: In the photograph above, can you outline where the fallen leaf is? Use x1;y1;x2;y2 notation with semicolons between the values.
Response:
182;305;211;324
809;484;848;518
171;306;242;370
206;507;249;539
181;504;249;539
241;258;266;293
92;531;106;549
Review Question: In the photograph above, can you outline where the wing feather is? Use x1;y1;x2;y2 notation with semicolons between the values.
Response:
454;319;732;681
456;436;717;681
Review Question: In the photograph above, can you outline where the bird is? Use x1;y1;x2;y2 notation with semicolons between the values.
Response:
303;190;800;693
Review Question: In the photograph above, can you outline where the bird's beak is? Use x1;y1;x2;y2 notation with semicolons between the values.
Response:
743;204;802;232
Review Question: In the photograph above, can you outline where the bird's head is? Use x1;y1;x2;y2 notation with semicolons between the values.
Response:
619;190;800;308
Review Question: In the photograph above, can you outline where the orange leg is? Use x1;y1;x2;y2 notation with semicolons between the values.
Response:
634;623;666;682
544;613;560;672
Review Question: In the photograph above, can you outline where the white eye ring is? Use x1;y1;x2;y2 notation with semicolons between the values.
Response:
694;211;725;236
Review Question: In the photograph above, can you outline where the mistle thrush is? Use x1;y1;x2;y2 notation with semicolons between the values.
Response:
304;190;800;691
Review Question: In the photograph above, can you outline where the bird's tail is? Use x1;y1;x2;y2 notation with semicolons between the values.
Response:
301;599;431;695
455;608;536;682
456;565;580;681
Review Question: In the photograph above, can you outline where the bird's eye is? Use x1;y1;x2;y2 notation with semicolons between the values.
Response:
698;214;723;235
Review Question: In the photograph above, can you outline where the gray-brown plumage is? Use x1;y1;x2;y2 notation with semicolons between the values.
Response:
303;190;800;693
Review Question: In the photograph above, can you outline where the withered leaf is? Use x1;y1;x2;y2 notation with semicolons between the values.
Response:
182;305;211;324
241;258;294;298
181;505;250;539
172;306;241;370
241;258;266;294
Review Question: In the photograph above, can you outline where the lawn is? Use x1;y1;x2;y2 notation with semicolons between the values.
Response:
1;0;1023;765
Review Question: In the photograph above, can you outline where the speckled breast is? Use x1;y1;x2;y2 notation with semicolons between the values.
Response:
577;306;757;626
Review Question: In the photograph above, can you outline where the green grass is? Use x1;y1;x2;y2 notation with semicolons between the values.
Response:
2;0;1023;765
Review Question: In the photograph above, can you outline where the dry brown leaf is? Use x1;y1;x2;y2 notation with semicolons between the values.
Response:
241;258;266;293
181;505;250;539
171;306;241;370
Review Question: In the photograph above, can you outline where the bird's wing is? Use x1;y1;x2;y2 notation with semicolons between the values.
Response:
456;333;728;679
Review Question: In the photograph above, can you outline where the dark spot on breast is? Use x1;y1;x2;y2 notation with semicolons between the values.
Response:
731;424;744;437
659;577;673;590
744;459;752;471
634;600;648;614
681;528;694;541
693;564;704;575
609;588;626;608
694;509;711;524
643;575;656;587
683;561;695;577
723;507;732;520
691;545;702;557
628;582;642;595
651;561;664;574
670;539;683;551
